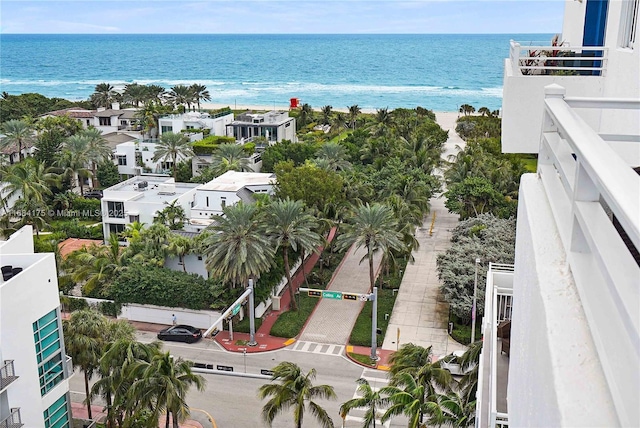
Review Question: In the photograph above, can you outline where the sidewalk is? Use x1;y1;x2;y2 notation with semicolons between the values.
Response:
70;401;204;428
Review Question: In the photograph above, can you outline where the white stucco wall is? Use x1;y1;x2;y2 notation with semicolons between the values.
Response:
191;190;241;219
509;174;619;426
561;0;587;46
165;254;208;278
119;303;221;330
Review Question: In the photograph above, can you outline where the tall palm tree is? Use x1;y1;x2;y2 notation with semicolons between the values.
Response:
190;83;211;110
154;200;187;230
348;104;361;129
66;233;124;296
0;158;59;206
478;107;491;117
131;351;205;428
123;83;148;107
340;378;388;428
320;105;333;125
330;112;347;133
315;142;351;171
380;371;442;428
336;203;404;291
168;234;192;272
57;134;92;195
168;85;194;111
208;143;252;177
1;119;35;162
92;83;118;108
297;103;314;129
80;128;112;189
258;361;337;428
457;340;482;403
145;84;167;104
263;198;322;311
203;202;274;287
152;132;194;180
63;309;109;420
11;197;49;236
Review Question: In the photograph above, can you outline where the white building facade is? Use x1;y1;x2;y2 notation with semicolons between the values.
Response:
158;110;234;137
226;111;296;144
477;1;640;427
1;226;74;428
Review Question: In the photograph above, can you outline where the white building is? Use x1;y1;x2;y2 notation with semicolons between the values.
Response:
1;226;74;427
100;171;275;240
91;104;140;135
158;110;234;137
112;139;190;177
476;1;640;427
226;111;296;144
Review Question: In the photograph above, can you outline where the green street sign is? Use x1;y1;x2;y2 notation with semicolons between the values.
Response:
322;291;342;300
232;304;241;316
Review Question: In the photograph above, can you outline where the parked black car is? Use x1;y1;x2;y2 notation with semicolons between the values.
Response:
83;190;103;199
157;325;203;343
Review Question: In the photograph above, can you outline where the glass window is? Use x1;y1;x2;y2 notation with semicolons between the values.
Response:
621;0;639;48
99;117;111;126
33;310;64;396
117;155;127;166
43;394;70;428
108;223;125;235
161;125;173;133
107;201;124;218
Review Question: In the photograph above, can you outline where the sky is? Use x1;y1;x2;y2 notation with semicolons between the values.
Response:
0;1;565;34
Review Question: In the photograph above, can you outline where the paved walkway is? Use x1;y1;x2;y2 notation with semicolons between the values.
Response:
70;401;204;427
379;112;468;358
299;245;382;344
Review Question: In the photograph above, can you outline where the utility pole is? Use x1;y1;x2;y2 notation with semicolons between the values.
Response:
248;278;257;346
471;258;480;344
370;286;378;361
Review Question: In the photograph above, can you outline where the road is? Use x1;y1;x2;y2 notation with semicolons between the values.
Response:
69;332;407;427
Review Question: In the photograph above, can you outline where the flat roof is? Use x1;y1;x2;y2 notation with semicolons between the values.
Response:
198;171;276;192
103;176;199;203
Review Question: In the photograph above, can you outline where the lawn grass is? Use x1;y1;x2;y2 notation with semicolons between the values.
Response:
234;316;263;334
348;352;376;367
349;287;398;347
449;314;483;345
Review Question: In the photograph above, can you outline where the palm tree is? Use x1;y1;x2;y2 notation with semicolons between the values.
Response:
207;143;252;177
1;119;35;162
388;343;435;377
131;351;205;428
0;158;59;206
121;220;146;242
340;378;388;428
154;200;187;230
478;107;491;117
297;103;314;129
380;371;441;428
315;142;351;171
190;83;211;110
336;203;404;291
371;107;393;137
80;128;112;189
123;83;148;107
433;392;476;427
63;309;109;420
263;198;322;311
57;134;92;195
330;112;347;133
321;105;333;125
348;104;361;129
258;361;337;428
457;340;482;403
152;132;194;181
66;233;124;296
92;83;117;108
168;85;194;111
203;202;274;287
145;84;167;104
168;234;192;272
459;104;475;116
11;197;49;236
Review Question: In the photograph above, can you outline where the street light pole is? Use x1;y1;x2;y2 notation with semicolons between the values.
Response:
248;278;257;346
471;258;480;344
370;286;378;361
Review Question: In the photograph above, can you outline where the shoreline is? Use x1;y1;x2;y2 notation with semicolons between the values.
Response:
200;102;460;115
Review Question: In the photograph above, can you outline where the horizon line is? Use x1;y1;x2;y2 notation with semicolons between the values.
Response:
0;32;556;35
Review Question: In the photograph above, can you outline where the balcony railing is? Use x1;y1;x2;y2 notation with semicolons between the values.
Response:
538;85;640;427
64;355;74;378
510;40;607;76
0;408;23;428
0;360;18;390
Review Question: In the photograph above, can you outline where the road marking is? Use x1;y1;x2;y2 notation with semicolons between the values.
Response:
288;341;345;356
283;338;296;346
192;408;217;428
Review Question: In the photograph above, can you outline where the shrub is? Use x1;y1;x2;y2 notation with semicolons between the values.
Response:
67;297;89;312
49;220;103;239
70;198;102;220
192;135;236;155
98;301;122;317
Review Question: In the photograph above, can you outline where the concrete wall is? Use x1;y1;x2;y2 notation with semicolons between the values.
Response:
509;174;619;426
0;225;34;254
115;141;137;176
561;0;587;46
165;254;208;278
119;303;221;330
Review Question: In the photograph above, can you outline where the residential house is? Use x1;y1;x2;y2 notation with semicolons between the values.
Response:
91;103;140;134
226;111;296;145
158;109;234;137
476;1;640;427
0;226;76;427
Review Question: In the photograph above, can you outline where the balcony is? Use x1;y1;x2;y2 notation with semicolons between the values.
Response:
0;360;18;391
476;263;513;428
0;408;23;428
502;40;607;153
64;355;74;378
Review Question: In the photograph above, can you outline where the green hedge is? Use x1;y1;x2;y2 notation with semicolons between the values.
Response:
49;220;103;239
192;136;236;155
70;198;102;220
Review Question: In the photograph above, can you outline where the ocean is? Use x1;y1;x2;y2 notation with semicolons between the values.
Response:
0;34;551;112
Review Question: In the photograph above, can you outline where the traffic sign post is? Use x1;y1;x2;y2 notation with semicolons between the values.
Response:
307;289;322;297
342;293;358;301
370;286;379;361
322;291;342;300
232;304;241;316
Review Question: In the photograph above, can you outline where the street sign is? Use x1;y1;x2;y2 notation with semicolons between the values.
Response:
261;369;274;376
308;289;322;297
342;293;358;301
322;291;342;300
216;365;234;372
232;304;241;316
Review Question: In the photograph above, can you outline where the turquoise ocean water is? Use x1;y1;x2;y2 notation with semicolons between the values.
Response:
0;34;551;112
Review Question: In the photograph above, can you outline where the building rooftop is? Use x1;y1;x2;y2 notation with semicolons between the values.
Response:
57;238;103;258
231;111;292;125
102;132;138;149
40;106;94;119
103;176;200;204
198;171;276;192
94;108;138;118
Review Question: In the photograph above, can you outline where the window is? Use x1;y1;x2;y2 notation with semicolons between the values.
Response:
129;215;139;223
285;122;291;128
221;197;226;209
85;119;91;126
206;196;209;207
108;223;125;235
161;125;173;133
120;120;128;126
186;125;195;130
33;310;64;396
107;201;124;218
43;394;70;428
621;0;639;48
99;117;111;126
117;155;127;166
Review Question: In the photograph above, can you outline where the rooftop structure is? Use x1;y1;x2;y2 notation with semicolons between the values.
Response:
1;226;75;427
158;109;234;137
477;1;640;426
226;110;296;144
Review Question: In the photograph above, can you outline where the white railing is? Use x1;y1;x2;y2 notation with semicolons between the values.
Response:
0;408;22;428
538;85;640;427
0;360;18;390
510;40;607;76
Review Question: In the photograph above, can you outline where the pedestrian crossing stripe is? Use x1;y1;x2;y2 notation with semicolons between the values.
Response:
288;341;345;356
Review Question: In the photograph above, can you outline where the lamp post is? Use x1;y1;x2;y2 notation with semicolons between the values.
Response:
471;258;480;344
248;278;257;346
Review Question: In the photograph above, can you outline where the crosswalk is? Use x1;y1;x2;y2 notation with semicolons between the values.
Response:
288;340;345;356
341;368;394;428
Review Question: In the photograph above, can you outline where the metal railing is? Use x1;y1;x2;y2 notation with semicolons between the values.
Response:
538;85;639;427
0;360;18;390
510;40;607;76
0;408;23;428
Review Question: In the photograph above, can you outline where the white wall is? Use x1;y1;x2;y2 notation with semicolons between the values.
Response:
119;303;221;330
561;0;587;46
0;225;34;254
508;174;619;426
165;254;208;278
191;190;240;219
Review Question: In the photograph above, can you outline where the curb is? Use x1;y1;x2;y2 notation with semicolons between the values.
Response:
344;345;390;371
